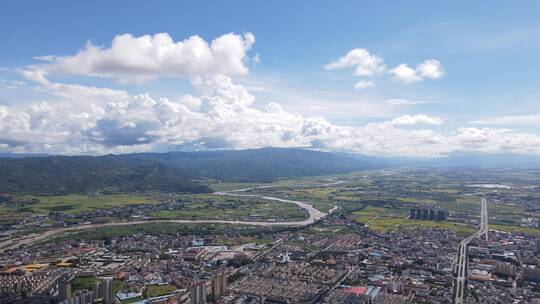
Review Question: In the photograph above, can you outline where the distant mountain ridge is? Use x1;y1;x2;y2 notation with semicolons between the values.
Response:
0;148;377;195
125;148;379;182
1;148;539;195
0;155;210;195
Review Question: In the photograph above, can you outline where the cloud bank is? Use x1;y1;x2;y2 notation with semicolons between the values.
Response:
2;72;540;157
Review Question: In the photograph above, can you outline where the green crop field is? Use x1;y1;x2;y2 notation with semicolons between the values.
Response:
151;195;308;221
5;168;540;244
22;194;154;214
365;217;475;235
209;182;263;191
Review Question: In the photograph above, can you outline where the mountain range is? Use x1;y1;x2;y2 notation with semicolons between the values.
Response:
0;148;539;195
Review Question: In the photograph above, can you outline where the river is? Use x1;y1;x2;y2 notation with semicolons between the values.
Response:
0;187;336;252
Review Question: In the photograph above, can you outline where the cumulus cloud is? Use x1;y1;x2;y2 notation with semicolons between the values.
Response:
391;114;444;126
388;64;420;83
325;48;386;77
388;59;444;83
2;74;540;157
417;59;445;79
325;49;444;88
33;32;255;82
324;49;383;90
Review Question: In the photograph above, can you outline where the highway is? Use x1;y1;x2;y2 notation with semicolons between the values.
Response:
453;197;488;304
0;187;336;252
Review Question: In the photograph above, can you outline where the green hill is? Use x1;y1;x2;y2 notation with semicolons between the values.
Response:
0;148;378;194
0;155;210;195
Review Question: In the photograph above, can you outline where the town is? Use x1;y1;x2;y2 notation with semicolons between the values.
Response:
1;169;540;304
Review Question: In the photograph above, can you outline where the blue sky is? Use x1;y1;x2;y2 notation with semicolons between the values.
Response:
1;1;539;156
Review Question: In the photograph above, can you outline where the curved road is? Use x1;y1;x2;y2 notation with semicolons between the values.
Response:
0;187;335;252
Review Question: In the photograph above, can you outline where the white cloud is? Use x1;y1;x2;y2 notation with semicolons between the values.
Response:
470;114;540;126
265;102;283;113
2;71;540;157
385;99;429;106
34;32;255;82
447;127;540;154
325;48;386;77
389;59;445;83
391;114;443;126
388;64;421;83
325;49;444;88
22;69;49;85
417;59;445;79
354;80;374;90
175;94;202;111
0;80;25;89
21;69;129;105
